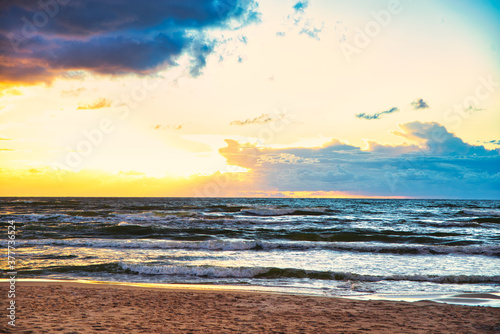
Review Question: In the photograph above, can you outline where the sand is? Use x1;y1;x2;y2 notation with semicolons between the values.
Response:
1;281;499;333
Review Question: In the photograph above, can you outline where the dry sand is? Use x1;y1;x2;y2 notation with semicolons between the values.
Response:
1;281;499;333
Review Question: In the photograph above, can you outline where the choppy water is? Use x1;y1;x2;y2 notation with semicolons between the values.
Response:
1;197;499;304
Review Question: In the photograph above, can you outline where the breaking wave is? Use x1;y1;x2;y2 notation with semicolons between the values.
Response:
20;238;500;257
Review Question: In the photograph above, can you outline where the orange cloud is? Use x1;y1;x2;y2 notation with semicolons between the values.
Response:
153;124;182;130
0;56;57;85
218;139;260;169
77;97;112;110
0;87;22;97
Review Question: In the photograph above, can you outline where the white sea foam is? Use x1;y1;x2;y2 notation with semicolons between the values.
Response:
117;263;500;284
120;263;265;277
19;238;500;257
461;209;500;217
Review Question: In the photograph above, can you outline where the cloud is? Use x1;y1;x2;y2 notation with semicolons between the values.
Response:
153;124;182;130
484;139;500;145
356;99;430;120
259;153;318;165
465;106;484;112
283;0;322;40
365;141;420;156
217;122;500;199
0;138;12;141
188;39;216;77
356;107;399;120
411;98;429;109
77;97;112;110
293;1;310;13
2;122;498;198
0;88;22;97
299;22;324;40
218;139;260;169
0;0;260;84
392;122;497;156
230;113;276;125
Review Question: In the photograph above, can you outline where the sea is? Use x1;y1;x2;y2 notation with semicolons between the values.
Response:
2;197;499;306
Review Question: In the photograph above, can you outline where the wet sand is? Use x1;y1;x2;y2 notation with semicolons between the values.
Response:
1;281;499;333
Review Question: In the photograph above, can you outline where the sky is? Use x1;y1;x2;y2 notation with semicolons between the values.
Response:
0;0;499;198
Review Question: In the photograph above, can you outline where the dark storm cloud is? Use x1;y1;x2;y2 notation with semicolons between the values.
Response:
0;0;257;36
0;0;260;83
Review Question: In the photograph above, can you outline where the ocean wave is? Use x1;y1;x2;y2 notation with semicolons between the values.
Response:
14;261;500;285
67;211;106;217
120;263;266;278
97;223;232;239
19;239;500;257
0;199;81;210
428;203;462;208
19;238;263;251
153;211;198;218
457;209;500;217
278;231;475;245
122;205;167;211
473;217;500;224
240;208;330;216
13;263;122;275
207;205;250;213
413;220;488;228
322;243;500;257
119;263;500;284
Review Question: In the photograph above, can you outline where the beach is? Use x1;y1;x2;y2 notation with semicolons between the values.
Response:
1;281;499;333
2;198;500;332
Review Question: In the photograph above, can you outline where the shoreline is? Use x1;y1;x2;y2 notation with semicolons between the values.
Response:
2;280;499;333
2;278;499;307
